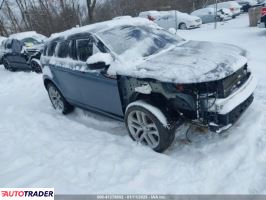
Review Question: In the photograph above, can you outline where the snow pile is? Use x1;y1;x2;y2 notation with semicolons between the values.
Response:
0;36;6;43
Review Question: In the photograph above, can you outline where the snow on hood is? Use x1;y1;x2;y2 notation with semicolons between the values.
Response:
109;40;248;84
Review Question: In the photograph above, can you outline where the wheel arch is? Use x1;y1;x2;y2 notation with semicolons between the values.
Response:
178;22;187;28
43;77;58;91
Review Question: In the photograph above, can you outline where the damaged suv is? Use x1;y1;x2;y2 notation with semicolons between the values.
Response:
41;18;256;152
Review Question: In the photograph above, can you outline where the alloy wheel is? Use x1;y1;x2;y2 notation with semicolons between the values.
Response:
48;86;64;112
127;110;160;148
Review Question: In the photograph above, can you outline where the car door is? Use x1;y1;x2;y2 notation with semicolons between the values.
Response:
74;37;124;117
11;39;29;69
48;40;84;105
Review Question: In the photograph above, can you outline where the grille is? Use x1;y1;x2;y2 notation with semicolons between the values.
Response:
217;65;249;98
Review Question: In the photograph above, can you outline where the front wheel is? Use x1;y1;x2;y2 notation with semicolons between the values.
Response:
125;101;177;152
30;59;42;74
47;83;74;114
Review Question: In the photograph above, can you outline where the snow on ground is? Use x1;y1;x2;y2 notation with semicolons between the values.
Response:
1;14;266;194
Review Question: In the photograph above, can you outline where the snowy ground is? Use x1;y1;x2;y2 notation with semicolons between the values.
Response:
1;14;266;194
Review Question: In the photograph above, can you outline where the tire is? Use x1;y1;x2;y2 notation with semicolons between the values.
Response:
125;101;177;153
3;59;15;72
179;23;187;30
47;83;74;114
30;59;42;74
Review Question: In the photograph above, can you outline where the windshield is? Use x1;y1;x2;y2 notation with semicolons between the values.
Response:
97;25;184;59
21;37;43;46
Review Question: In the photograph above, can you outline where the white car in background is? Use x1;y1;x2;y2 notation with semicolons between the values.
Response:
207;1;242;17
139;10;202;30
191;7;232;24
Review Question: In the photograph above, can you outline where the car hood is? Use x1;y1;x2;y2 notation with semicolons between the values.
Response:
112;40;248;84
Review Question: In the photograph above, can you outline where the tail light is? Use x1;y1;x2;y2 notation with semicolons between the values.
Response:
261;7;266;16
147;15;156;21
230;8;235;12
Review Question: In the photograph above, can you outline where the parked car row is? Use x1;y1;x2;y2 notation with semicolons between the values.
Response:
139;10;202;30
0;31;47;73
206;1;242;17
139;1;248;29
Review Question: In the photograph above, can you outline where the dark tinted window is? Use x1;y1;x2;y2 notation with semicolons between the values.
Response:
43;45;48;56
12;40;23;53
76;38;93;62
69;40;77;60
5;40;12;49
56;41;69;58
47;42;58;56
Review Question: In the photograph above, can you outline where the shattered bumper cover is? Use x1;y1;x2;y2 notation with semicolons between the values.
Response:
208;74;257;133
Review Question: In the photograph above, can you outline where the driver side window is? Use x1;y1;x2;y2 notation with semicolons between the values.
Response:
76;38;93;62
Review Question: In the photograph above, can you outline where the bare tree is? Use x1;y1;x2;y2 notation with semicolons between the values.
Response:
86;0;97;23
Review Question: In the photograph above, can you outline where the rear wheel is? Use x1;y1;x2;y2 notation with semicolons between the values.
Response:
30;59;42;74
47;83;74;114
3;59;15;71
125;101;177;152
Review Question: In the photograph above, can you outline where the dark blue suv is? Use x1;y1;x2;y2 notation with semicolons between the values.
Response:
42;17;256;152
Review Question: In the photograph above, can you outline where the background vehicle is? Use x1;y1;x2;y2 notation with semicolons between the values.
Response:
236;0;259;12
207;1;242;17
0;38;7;64
1;31;46;73
258;7;266;28
191;7;232;23
139;10;202;30
42;18;256;152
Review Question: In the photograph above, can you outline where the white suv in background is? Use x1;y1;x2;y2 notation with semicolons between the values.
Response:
207;1;242;17
139;10;202;30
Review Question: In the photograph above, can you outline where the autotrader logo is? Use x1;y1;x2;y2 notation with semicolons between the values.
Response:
0;188;54;200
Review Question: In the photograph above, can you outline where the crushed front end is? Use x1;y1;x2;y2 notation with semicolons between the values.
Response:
169;65;257;133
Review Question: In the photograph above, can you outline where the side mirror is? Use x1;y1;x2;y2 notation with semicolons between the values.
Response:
168;28;177;35
86;52;113;70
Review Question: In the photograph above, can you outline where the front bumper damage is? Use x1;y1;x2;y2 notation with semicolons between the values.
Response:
207;74;257;133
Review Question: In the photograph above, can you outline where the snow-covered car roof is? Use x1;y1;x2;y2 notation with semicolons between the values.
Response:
50;17;158;40
0;36;6;43
191;7;216;15
9;31;47;42
140;10;194;17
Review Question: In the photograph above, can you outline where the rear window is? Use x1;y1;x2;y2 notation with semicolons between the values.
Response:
56;41;69;58
5;40;12;49
47;42;58;57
